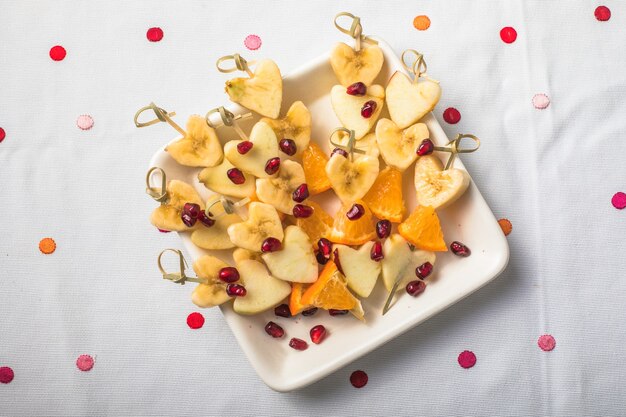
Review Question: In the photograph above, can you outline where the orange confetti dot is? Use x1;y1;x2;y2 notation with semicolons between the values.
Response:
39;237;56;254
498;219;512;236
413;15;431;31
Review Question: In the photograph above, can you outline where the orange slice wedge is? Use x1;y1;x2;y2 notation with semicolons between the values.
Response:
289;283;311;316
296;200;333;247
362;166;406;222
301;261;362;319
302;143;332;194
398;205;447;251
325;200;376;245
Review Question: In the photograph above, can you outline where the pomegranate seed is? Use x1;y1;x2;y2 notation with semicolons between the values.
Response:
317;238;332;258
274;303;291;318
293;204;314;218
406;280;426;296
329;309;349;316
302;307;318;316
236;140;254;154
316;251;329;265
197;211;215;228
376;219;391;239
264;321;285;338
261;237;281;253
309;325;327;344
346;203;365;220
279;138;297;156
415;262;433;279
264;157;281;175
183;202;201;219
361;100;377;118
370;241;384;262
292;183;309;202
227;168;246;184
450;241;471;257
181;213;196;227
346;82;367;96
350;370;368;388
333;248;344;274
218;267;240;283
289;337;308;351
417;138;434;156
226;283;247;297
331;148;348;158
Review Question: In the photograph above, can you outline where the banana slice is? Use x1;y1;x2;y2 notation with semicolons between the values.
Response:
198;158;255;199
225;59;282;118
190;255;232;308
329;132;379;159
150;180;204;232
260;101;311;157
325;152;379;203
330;42;384;87
255;160;306;214
232;248;263;264
386;71;441;129
376;118;429;171
414;155;470;209
261;225;318;283
224;121;280;179
190;196;241;250
331;84;385;140
165;115;223;167
227;202;284;252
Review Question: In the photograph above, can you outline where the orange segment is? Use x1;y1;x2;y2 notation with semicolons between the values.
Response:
302;143;332;194
362;166;406;222
289;283;310;315
325;200;376;245
296;200;333;246
398;205;447;251
301;261;359;311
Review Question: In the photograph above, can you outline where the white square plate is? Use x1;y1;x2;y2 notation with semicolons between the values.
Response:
149;37;509;392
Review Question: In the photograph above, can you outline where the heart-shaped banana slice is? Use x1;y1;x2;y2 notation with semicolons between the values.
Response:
150;180;204;232
331;84;385;139
329;132;379;159
414;155;470;209
233;259;292;315
255;160;305;214
165;115;223;167
385;71;441;129
190;196;242;250
190;255;232;308
334;242;381;298
330;42;384;87
260;101;311;157
224;121;280;179
262;225;318;283
232;248;263;264
227;202;284;252
381;234;436;292
376;118;429;171
325;153;379;203
225;59;282;118
198;158;255;199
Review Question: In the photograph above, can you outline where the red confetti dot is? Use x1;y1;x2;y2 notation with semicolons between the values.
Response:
595;6;611;21
244;34;262;51
443;107;461;124
76;355;94;371
457;350;476;368
49;45;66;61
538;334;556;351
147;27;164;42
158;228;171;233
350;370;368;388
500;27;517;44
0;367;14;384
612;192;626;209
187;312;205;329
0;127;5;143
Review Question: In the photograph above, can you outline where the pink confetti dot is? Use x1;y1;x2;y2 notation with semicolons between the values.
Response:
532;93;550;109
500;27;517;44
76;114;94;130
0;367;14;384
595;6;611;21
350;370;368;388
49;45;66;61
538;334;556;351
457;350;476;368
76;355;94;371
147;27;164;42
612;192;626;209
0;127;5;143
187;312;205;329
244;34;262;51
443;107;461;124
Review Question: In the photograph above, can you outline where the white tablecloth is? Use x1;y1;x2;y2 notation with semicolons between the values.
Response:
2;1;626;415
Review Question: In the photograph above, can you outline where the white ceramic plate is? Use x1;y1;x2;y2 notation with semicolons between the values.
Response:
149;37;509;392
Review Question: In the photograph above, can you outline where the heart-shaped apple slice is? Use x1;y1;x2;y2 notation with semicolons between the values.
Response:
150;180;204;232
331;84;385;139
325;152;379;203
255;160;305;214
385;71;441;129
414;155;470;209
262;225;318;283
260;101;311;157
334;242;381;298
225;59;282;118
224;121;280;179
165;115;223;167
190;255;232;308
381;234;436;292
330;42;384;87
198;158;256;199
233;259;292;315
376;118;429;171
227;202;284;252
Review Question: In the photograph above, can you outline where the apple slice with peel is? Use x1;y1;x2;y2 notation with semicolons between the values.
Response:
224;121;280;179
331;84;385;139
330;42;384;87
334;242;381;298
198;158;256;199
233;260;292;315
385;71;441;129
262;225;318;283
381;234;436;292
225;59;282;118
260;101;311;156
376;118;429;171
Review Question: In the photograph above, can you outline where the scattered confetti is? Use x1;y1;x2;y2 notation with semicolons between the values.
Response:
538;334;556;351
39;237;56;254
244;34;262;50
595;5;611;21
76;114;94;130
158;228;172;233
187;312;205;329
500;27;517;44
532;93;550;110
0;127;5;143
350;370;368;388
0;367;14;384
413;15;431;31
146;27;164;42
49;45;66;61
76;355;94;371
443;107;461;124
498;218;513;236
612;192;626;209
458;350;476;368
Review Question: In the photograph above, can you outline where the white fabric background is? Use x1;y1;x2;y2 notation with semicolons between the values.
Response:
1;1;626;415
